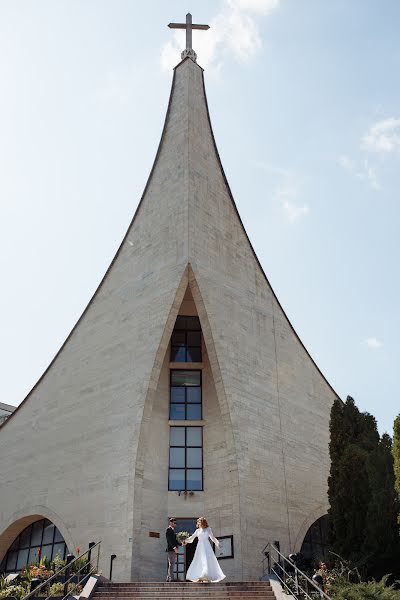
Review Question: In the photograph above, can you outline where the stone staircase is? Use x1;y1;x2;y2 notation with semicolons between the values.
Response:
94;581;276;599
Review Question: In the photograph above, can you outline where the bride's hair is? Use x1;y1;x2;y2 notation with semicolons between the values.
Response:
197;517;208;529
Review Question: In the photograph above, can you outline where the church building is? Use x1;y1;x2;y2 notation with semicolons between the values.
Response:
0;14;338;583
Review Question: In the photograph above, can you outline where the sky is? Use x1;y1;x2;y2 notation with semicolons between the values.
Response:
0;0;399;435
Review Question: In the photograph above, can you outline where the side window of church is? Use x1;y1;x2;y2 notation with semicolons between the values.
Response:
170;370;202;420
170;316;202;362
169;426;203;491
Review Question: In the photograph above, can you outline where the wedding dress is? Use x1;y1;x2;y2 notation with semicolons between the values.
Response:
185;527;226;583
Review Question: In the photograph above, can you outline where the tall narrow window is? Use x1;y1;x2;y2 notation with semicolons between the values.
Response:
169;426;203;491
170;370;202;420
170;316;202;362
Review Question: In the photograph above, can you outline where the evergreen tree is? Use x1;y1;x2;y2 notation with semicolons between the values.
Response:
363;434;400;578
328;397;376;563
327;395;399;577
393;415;400;524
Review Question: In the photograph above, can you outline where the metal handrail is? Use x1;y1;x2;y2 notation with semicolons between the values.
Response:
21;541;101;600
261;542;332;600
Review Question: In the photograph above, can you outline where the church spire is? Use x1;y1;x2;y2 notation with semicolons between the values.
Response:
168;12;210;62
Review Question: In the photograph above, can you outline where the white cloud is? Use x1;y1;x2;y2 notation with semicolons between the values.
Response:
338;155;355;171
272;175;310;222
360;163;380;191
365;337;383;349
338;155;381;191
361;117;400;153
282;200;309;221
227;0;279;14
161;0;279;73
255;161;291;177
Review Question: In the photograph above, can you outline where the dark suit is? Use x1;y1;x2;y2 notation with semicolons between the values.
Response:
166;526;181;581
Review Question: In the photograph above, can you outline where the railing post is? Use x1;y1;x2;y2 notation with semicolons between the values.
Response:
29;578;41;597
87;542;96;577
63;553;75;598
87;542;95;565
109;554;117;582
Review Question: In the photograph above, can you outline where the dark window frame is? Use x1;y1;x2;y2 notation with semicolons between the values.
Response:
168;426;203;492
0;518;67;575
169;369;202;421
170;316;202;363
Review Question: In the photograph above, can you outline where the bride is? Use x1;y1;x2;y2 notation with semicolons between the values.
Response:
183;517;226;583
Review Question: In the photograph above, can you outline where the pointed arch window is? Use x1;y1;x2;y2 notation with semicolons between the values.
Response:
170;316;202;362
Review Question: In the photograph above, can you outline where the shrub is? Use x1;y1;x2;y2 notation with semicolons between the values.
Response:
331;577;400;600
0;584;29;600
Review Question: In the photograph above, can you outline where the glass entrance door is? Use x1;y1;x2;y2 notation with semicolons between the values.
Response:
173;518;197;581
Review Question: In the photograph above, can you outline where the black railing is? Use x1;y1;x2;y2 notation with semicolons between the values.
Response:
21;541;101;600
261;542;332;600
109;555;117;582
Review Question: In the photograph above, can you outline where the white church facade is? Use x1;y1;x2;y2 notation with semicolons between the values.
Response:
0;17;338;583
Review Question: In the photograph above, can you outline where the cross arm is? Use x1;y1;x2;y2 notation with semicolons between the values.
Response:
168;23;210;30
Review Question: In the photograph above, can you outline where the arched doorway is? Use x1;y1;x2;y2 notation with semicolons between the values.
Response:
0;518;68;574
300;515;329;562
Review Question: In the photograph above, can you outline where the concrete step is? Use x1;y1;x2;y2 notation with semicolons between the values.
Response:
94;582;276;599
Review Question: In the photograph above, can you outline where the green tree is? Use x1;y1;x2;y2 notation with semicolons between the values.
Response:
393;415;400;524
363;434;400;578
327;396;399;577
328;397;377;563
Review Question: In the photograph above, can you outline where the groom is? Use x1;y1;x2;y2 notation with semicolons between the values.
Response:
165;517;182;582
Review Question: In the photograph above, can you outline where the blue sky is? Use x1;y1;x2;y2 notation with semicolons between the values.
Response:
0;0;399;434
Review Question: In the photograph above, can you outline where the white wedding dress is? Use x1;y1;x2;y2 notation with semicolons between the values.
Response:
185;527;226;583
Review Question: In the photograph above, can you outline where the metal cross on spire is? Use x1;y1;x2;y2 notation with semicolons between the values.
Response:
168;13;210;62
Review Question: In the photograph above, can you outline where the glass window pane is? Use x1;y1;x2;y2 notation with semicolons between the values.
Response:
170;427;185;446
171;371;200;387
186;387;201;403
170;447;185;468
175;316;187;330
170;404;186;420
42;523;55;545
28;548;40;566
186;427;202;446
187;332;201;346
16;549;29;570
6;551;17;571
186;347;202;362
186;317;201;330
186;404;202;420
30;521;43;547
170;387;185;403
186;447;202;468
10;536;19;550
187;470;202;490
171;347;186;362
41;545;53;563
171;332;185;346
169;469;185;490
54;528;64;543
19;525;32;548
52;543;65;560
183;371;200;386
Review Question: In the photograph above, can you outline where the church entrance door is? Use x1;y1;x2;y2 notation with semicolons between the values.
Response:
173;518;197;581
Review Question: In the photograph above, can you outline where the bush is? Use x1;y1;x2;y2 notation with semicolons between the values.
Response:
0;584;29;600
331;577;400;600
45;582;83;597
